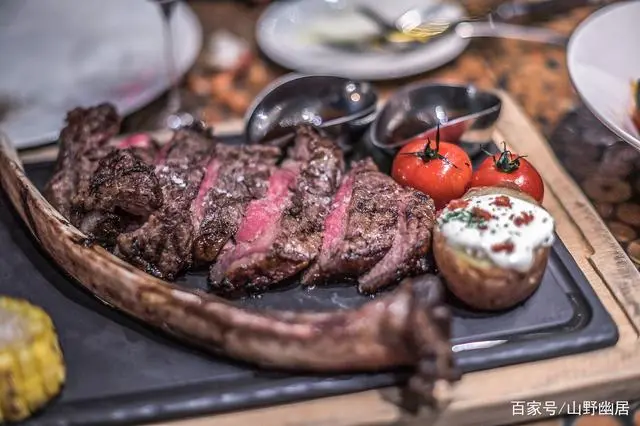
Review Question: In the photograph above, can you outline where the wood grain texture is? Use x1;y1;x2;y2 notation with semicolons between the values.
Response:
151;91;640;426
4;92;639;426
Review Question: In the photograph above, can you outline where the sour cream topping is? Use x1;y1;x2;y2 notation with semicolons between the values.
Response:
437;194;555;272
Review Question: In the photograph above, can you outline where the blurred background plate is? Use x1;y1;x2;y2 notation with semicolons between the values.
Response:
0;0;202;149
255;0;470;81
567;1;640;150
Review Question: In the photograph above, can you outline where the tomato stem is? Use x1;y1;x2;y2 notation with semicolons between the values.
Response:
491;141;527;173
400;123;459;169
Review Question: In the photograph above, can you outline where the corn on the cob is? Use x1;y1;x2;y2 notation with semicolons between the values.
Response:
0;297;65;422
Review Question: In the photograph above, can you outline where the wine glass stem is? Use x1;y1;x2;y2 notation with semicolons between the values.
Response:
160;2;180;114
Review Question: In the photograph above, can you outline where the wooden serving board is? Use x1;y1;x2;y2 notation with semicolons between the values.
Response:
8;92;640;426
138;91;639;426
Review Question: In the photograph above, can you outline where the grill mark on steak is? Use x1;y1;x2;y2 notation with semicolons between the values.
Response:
209;163;301;292
358;190;435;294
301;161;369;285
44;110;435;294
210;126;344;293
270;126;345;279
86;150;162;217
44;104;121;219
116;129;216;280
302;158;398;286
192;145;281;264
74;149;162;245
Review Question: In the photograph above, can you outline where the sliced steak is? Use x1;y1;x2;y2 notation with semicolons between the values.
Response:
209;163;300;292
210;126;344;293
74;149;162;244
302;158;399;286
358;190;435;294
85;149;161;217
44;104;121;218
116;128;216;279
74;211;129;246
115;133;160;165
192;144;281;264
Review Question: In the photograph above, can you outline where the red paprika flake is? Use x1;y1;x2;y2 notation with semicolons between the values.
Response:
471;207;493;221
446;199;470;210
492;195;512;208
513;211;535;227
491;241;515;253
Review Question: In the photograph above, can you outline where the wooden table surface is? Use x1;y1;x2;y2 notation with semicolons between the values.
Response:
167;0;640;276
16;1;638;425
182;0;588;134
117;1;637;426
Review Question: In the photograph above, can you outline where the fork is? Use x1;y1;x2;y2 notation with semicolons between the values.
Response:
356;5;567;48
406;19;568;46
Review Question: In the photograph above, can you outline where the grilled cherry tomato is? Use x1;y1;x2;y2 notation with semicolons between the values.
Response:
391;127;472;210
470;143;544;203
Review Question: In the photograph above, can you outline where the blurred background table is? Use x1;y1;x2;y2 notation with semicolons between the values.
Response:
169;0;588;133
142;0;640;273
121;1;640;425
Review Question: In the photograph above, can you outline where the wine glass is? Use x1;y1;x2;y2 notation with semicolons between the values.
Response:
150;0;196;130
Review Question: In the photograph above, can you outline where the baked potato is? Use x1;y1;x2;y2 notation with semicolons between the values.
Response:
433;186;555;311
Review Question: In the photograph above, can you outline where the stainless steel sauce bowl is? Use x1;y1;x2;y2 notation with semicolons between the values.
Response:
244;73;378;150
368;82;502;157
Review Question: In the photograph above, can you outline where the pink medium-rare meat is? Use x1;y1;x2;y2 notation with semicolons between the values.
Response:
116;133;159;164
358;189;435;294
116;128;216;280
42;105;159;247
318;172;354;257
209;126;344;294
301;162;365;285
235;166;297;243
45;104;163;247
36;107;458;406
192;144;281;264
209;164;300;291
301;158;398;286
117;133;152;149
44;108;437;296
192;157;222;227
272;126;345;262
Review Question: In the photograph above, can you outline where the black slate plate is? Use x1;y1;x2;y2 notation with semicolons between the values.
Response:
0;135;618;426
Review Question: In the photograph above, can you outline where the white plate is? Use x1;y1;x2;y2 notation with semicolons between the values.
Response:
0;0;202;149
255;0;470;81
567;1;640;150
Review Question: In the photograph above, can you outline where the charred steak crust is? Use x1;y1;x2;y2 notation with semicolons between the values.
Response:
210;126;344;293
116;129;216;280
74;149;162;245
193;145;281;264
44;103;121;218
44;107;435;296
302;158;399;286
208;164;300;293
358;190;435;294
85;150;162;217
269;126;345;276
